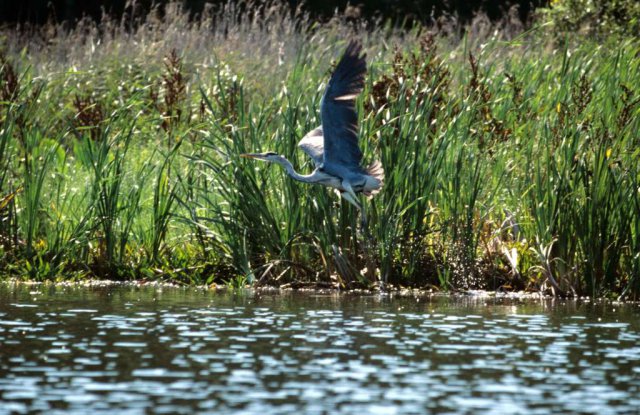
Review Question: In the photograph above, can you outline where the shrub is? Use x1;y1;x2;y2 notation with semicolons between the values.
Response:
537;0;640;37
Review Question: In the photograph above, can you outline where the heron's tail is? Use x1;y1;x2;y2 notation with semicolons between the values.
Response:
363;160;384;197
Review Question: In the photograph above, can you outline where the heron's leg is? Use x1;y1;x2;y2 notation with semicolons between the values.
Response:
340;190;361;211
360;199;368;230
341;182;367;231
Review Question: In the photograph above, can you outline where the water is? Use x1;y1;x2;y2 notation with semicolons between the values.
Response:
1;284;639;415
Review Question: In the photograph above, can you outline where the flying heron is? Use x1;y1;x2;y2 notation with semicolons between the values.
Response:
241;40;384;228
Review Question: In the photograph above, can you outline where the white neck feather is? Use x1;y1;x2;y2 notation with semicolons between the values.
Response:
274;157;317;183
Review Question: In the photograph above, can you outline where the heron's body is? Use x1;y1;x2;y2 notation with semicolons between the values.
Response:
273;156;382;195
241;40;384;226
297;127;384;197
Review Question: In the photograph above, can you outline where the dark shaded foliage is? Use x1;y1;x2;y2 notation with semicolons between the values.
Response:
1;0;546;27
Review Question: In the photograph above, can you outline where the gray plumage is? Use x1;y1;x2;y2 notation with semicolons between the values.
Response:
320;40;366;176
297;126;324;167
241;40;384;226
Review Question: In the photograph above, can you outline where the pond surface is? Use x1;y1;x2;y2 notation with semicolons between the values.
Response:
1;283;639;414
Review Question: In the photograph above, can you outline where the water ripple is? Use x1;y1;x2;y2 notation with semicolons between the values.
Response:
1;285;639;415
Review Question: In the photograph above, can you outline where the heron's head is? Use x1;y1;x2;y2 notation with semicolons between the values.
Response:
240;152;283;163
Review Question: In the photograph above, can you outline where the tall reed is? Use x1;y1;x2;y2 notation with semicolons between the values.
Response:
0;2;638;297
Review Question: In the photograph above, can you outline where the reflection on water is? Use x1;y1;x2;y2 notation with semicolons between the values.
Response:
1;284;639;414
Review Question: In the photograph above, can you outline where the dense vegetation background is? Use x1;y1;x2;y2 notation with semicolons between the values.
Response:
2;0;546;25
0;0;639;298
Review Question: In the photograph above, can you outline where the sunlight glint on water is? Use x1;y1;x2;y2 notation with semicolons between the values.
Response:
0;284;639;414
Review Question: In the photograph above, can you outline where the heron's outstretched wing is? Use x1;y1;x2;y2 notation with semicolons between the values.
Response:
297;126;324;167
320;40;366;171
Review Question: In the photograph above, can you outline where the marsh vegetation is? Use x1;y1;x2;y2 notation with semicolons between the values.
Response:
0;2;639;298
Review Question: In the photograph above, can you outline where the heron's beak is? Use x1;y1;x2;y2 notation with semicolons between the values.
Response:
241;152;273;162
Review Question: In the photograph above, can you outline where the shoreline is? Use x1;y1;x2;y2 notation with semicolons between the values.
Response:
2;278;636;303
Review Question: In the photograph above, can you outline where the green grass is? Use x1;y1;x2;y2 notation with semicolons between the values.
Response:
0;3;639;298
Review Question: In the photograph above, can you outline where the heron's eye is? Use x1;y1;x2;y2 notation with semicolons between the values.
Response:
265;152;278;156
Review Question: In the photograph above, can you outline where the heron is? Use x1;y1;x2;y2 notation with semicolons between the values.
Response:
240;40;384;228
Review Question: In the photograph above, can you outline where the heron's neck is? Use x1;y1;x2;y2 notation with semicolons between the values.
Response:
276;158;316;183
